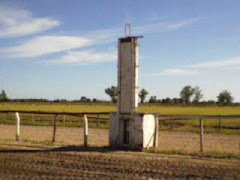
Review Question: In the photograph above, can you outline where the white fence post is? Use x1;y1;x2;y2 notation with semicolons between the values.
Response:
84;114;88;147
15;112;20;141
200;118;204;153
52;114;57;142
63;115;66;124
153;116;159;147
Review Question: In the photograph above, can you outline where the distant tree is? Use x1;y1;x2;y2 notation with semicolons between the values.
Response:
217;90;233;104
105;86;118;103
172;98;182;104
92;98;97;102
157;99;162;103
180;85;195;104
0;90;9;102
162;98;172;104
139;89;148;103
149;96;158;103
80;96;87;102
193;86;204;103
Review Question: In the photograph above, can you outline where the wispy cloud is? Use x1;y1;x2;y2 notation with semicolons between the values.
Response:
186;57;240;69
3;36;93;58
133;17;204;35
1;16;204;59
0;5;60;38
154;56;240;76
155;68;199;76
91;17;204;42
48;50;117;65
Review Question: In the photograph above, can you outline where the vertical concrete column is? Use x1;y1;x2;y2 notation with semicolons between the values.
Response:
118;37;140;115
15;112;20;141
84;114;88;147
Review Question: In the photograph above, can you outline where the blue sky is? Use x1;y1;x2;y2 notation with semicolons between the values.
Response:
0;0;240;101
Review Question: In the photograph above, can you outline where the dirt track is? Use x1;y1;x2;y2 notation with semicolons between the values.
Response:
0;145;240;179
0;124;239;153
0;125;240;179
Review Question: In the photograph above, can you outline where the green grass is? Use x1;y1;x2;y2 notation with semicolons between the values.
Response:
146;148;240;159
1;102;240;116
0;102;240;134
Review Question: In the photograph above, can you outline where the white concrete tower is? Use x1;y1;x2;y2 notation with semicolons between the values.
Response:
117;37;140;115
109;27;158;150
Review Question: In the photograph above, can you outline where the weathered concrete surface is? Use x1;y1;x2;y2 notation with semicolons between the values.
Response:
111;37;156;150
118;38;139;115
142;115;155;147
109;113;156;150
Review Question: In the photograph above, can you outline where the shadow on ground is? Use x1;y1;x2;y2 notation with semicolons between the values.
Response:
0;145;133;154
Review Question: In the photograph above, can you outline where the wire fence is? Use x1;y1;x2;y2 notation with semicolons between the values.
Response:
0;111;239;156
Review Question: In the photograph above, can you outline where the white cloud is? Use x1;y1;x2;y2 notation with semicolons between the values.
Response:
0;5;60;38
157;68;199;76
186;57;240;69
133;17;204;35
153;56;240;77
87;17;204;42
4;36;93;58
48;50;117;65
1;16;204;59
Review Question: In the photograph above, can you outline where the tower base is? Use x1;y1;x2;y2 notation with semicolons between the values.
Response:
109;113;158;150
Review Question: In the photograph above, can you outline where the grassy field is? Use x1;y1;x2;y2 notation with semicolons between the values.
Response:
1;102;240;116
0;102;240;135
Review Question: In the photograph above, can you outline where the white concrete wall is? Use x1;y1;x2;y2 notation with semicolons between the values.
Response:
118;38;139;114
142;114;155;148
109;113;156;150
109;113;120;146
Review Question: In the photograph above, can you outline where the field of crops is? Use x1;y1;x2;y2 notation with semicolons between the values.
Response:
1;102;240;135
1;102;240;116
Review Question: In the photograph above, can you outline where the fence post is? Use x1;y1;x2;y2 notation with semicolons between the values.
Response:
32;114;35;122
6;112;9;121
200;118;204;153
83;114;88;148
153;116;159;147
15;112;20;141
63;115;66;124
52;114;58;142
97;114;100;127
218;118;222;132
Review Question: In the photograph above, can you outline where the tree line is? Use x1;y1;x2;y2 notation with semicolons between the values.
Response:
105;85;236;105
0;86;236;105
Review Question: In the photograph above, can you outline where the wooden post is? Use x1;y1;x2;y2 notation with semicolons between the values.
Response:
32;114;35;122
5;113;8;121
170;120;173;129
153;116;159;147
218;118;222;132
83;114;88;147
6;112;9;120
63;115;66;124
52;114;57;142
97;114;100;127
200;118;204;153
15;112;20;141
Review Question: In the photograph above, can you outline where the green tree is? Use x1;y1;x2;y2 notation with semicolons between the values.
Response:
193;86;203;103
0;90;9;102
105;86;118;103
80;96;87;102
180;85;195;104
217;90;233;104
149;96;158;103
139;89;148;103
